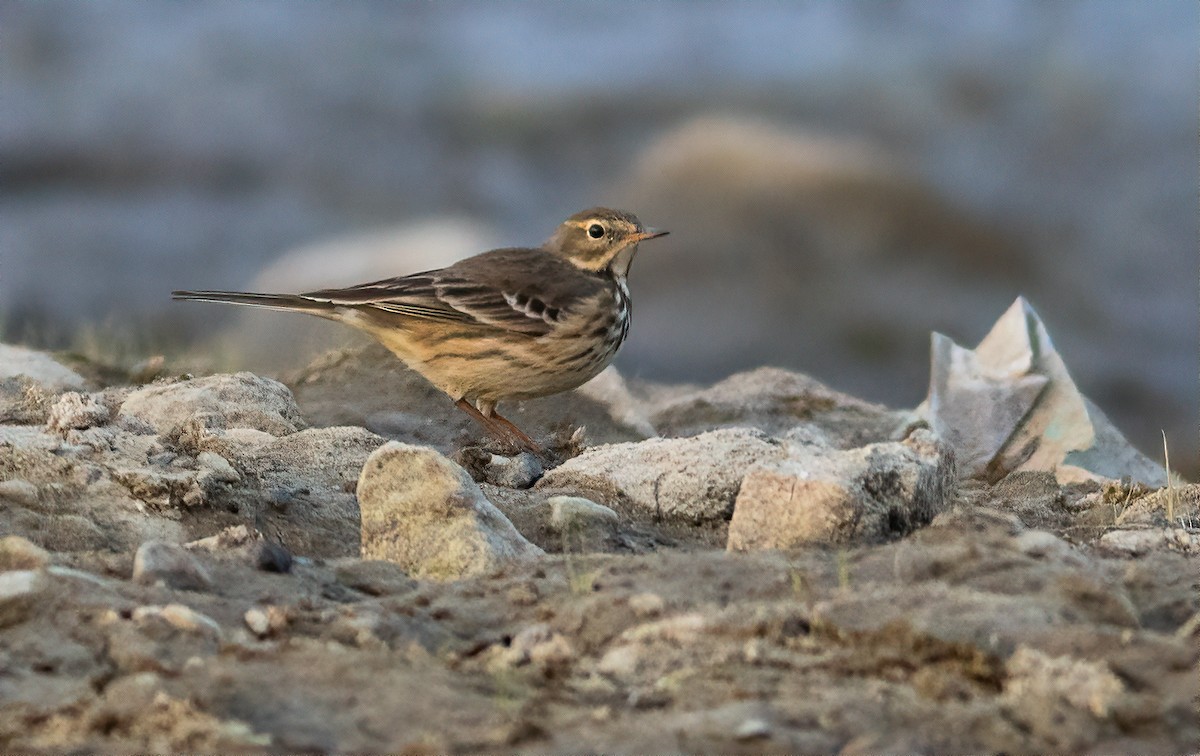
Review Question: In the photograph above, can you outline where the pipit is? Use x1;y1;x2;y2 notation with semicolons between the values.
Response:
173;208;667;452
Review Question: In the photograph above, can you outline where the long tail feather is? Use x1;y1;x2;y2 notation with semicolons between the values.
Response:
171;289;336;315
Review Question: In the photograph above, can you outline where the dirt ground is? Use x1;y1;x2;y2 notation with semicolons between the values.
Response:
0;346;1196;753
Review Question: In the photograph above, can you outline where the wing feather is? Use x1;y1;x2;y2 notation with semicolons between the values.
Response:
298;247;606;336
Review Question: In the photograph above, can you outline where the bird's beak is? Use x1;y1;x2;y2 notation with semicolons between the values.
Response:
633;228;669;242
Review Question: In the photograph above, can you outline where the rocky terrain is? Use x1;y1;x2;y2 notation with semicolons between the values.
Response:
0;336;1196;753
5;3;1195;477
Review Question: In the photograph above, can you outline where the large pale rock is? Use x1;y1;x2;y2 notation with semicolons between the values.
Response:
537;428;787;524
120;373;305;437
727;429;954;550
357;442;542;580
650;367;910;448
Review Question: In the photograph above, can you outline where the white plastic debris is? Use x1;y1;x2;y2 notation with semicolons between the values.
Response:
920;297;1165;486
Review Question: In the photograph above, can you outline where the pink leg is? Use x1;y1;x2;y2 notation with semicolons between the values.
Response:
454;399;541;453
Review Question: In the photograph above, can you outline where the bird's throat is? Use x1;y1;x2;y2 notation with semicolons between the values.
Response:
607;244;638;279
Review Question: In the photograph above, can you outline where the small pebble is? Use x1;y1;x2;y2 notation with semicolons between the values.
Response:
244;607;271;637
486;452;544;489
197;451;241;483
334;560;415;596
133;603;222;637
597;644;640;677
254;541;293;573
628;592;665;618
455;447;544;489
734;718;773;741
548;496;619;531
0;535;50;571
132;541;213;591
0;480;39;507
0;570;46;628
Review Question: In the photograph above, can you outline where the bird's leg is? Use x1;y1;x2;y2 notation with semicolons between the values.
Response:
487;411;542;453
453;399;541;454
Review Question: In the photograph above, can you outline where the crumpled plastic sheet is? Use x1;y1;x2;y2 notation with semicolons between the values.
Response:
919;297;1167;486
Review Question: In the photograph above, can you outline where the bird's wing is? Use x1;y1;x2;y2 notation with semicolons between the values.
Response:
301;247;605;336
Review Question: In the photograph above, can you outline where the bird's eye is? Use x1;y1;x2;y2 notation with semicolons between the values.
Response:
587;223;605;239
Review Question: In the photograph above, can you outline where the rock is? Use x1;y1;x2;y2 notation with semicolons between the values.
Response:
1116;482;1200;528
548;496;620;531
499;623;575;669
0;344;87;392
186;525;292;573
254;541;294;573
597;643;643;678
244;607;270;637
650;367;909;447
920;297;1166;486
1098;528;1200;556
0;535;51;571
548;495;620;553
334;560;417;596
238;426;385;559
0;376;54;425
627;592;666;618
0;479;40;507
45;391;111;432
538;428;787;524
196;451;241;484
727;429;955;550
243;606;287;638
1001;646;1125;741
132;603;223;639
357;442;543;580
120;373;305;437
0;570;47;628
1014;530;1084;565
734;718;773;741
132;541;214;591
454;448;543;489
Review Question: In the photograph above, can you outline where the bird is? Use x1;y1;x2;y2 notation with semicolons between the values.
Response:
173;208;667;452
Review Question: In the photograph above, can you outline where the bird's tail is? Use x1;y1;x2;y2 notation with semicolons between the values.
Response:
171;289;337;316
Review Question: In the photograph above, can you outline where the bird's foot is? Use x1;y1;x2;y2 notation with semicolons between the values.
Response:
454;399;542;455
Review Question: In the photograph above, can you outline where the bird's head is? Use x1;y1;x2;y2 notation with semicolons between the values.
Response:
544;207;668;278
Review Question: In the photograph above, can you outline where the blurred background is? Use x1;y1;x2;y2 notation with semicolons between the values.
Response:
1;0;1195;475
